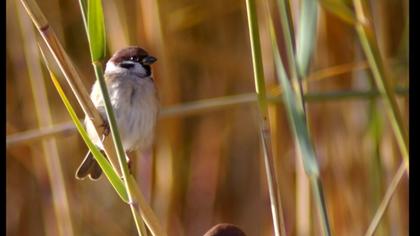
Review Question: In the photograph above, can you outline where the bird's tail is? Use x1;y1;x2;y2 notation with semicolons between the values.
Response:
75;150;103;180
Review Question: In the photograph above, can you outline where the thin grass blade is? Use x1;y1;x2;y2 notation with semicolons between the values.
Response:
296;0;318;77
244;0;287;235
78;0;88;34
365;162;407;236
353;0;409;170
270;25;319;176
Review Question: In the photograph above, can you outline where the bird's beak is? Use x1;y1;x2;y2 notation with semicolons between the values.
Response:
142;56;157;65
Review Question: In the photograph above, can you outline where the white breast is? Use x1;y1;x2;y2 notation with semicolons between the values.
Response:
85;74;159;151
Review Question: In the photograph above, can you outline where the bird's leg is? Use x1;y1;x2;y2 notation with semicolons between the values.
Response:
100;120;110;139
120;156;133;181
127;157;133;175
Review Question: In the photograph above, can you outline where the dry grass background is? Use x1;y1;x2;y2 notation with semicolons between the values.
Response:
6;0;408;235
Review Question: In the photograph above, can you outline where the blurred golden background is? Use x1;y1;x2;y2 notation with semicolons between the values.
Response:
6;0;408;235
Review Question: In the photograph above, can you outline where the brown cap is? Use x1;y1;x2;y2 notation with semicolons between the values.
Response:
109;46;150;64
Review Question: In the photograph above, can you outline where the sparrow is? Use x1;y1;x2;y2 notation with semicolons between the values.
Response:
76;46;159;180
203;223;247;236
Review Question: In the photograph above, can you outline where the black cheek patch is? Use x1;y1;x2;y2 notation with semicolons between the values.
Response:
120;62;135;69
143;65;152;76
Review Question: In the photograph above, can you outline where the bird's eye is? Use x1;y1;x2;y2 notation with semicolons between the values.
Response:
130;56;140;62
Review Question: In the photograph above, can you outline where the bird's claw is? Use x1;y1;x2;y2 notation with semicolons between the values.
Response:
100;121;110;138
127;158;133;175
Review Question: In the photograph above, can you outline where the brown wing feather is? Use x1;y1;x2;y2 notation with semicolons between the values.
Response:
89;160;103;180
75;151;95;180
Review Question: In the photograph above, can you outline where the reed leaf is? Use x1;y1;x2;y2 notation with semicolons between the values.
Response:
39;46;129;203
87;0;106;61
269;21;319;178
270;1;332;234
296;0;318;77
269;21;331;236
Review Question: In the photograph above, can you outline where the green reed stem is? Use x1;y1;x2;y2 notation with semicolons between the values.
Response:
245;0;287;235
93;63;147;236
353;0;409;171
